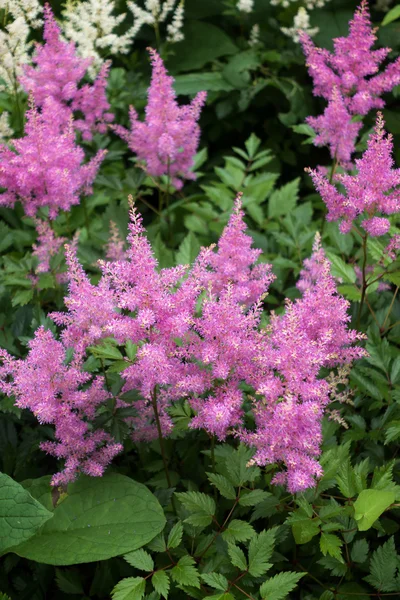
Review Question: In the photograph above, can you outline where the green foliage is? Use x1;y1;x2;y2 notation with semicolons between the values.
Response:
0;472;53;554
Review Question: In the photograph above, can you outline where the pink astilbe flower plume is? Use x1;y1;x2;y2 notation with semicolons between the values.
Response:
0;328;122;486
307;113;400;235
20;3;113;140
301;1;400;165
0;98;106;218
114;48;206;189
0;201;366;492
32;219;66;282
241;235;366;492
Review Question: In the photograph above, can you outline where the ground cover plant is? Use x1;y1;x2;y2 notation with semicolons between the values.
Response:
0;1;400;599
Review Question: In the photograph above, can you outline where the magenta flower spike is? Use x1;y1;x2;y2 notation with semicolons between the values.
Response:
114;48;207;189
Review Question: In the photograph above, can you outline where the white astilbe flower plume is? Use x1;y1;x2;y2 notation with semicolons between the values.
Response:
281;7;319;43
0;0;42;91
237;0;254;13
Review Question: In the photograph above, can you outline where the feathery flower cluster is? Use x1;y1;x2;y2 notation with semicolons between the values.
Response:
62;0;129;77
0;200;365;491
307;113;400;236
115;49;206;189
20;4;113;140
0;328;122;486
0;1;42;93
0;98;106;218
127;0;185;44
106;221;127;262
0;111;13;142
301;1;400;165
237;0;254;13
281;7;319;43
271;0;330;6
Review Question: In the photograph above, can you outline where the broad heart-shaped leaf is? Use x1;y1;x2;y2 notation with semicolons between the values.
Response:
354;489;395;531
0;472;53;554
12;473;166;565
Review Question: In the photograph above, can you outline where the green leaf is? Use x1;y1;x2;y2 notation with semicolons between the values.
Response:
336;458;357;498
55;568;84;594
222;519;255;543
248;529;275;577
169;21;238;72
354;489;395;531
201;573;228;591
176;232;201;266
385;422;400;444
244;133;261;159
351;539;369;564
364;537;399;592
337;284;362;302
13;473;166;565
89;341;123;361
326;252;356;284
175;491;215;526
207;473;236;500
225;445;260;486
167;521;183;549
227;543;247;571
0;472;53;554
291;516;321;545
320;533;344;563
174;72;234;95
124;549;154;572
239;489;271;507
111;577;146;600
382;5;400;26
11;289;33;307
268;179;300;219
260;572;304;600
170;555;200;588
152;571;170;599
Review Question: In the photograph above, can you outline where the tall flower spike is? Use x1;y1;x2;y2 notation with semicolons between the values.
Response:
114;48;206;189
0;328;122;486
300;1;400;115
307;113;400;235
0;97;106;218
20;3;113;139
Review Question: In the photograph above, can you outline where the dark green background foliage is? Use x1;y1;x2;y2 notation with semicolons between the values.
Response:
0;0;400;599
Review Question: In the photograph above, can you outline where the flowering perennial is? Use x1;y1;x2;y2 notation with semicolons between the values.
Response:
115;48;206;189
307;113;400;235
0;200;364;491
301;0;400;165
0;98;106;218
20;3;113;140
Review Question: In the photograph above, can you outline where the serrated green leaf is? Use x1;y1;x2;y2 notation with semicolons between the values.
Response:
382;5;400;26
364;537;399;592
268;178;300;218
0;472;53;554
239;489;271;507
245;133;261;158
222;519;255;543
176;232;201;266
318;556;347;577
225;445;260;486
320;533;343;563
354;489;395;531
227;543;247;571
207;473;236;500
291;519;321;545
201;573;228;591
175;492;215;517
336;459;357;498
351;539;369;564
385;422;400;444
55;568;84;594
326;252;356;284
13;474;166;565
152;571;170;599
260;572;304;600
248;529;275;577
167;521;183;549
170;555;200;589
124;549;154;572
111;577;146;600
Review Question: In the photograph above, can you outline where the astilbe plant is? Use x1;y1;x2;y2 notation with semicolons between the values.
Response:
301;0;400;165
114;48;207;189
307;113;400;236
0;97;106;218
20;3;114;140
0;201;365;492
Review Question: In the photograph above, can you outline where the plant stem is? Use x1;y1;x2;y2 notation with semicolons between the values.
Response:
356;233;368;330
382;286;399;332
151;386;172;488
